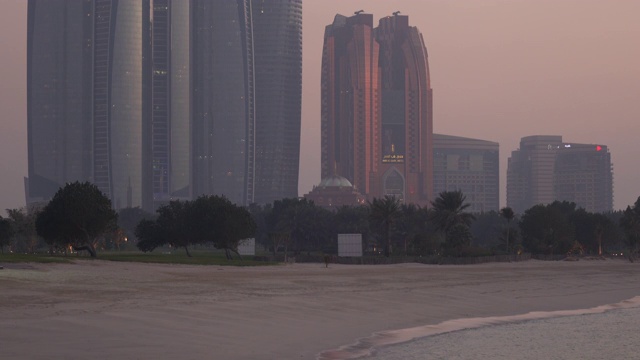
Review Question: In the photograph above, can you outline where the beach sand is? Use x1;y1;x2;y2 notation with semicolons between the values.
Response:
1;259;639;359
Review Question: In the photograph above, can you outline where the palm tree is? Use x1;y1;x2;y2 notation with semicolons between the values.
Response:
500;207;515;258
369;196;401;257
429;190;475;237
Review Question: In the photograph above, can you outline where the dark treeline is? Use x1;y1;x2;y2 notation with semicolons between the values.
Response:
2;183;640;261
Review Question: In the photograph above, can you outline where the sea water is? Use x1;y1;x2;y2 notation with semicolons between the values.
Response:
317;297;640;360
372;307;640;359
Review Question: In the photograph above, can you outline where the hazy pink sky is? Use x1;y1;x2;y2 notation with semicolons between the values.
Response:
1;1;639;212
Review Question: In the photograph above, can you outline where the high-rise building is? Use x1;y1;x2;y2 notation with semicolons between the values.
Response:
27;0;151;209
28;0;302;210
507;135;613;213
191;0;255;206
321;12;433;205
554;143;613;212
321;12;380;201
433;134;499;213
252;0;303;205
150;0;191;208
376;14;433;205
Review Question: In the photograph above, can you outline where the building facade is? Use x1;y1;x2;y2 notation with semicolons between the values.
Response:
27;0;151;209
321;12;433;206
27;0;94;204
507;135;613;213
150;0;191;209
433;134;499;213
252;0;303;205
191;0;255;206
554;143;613;212
28;0;303;210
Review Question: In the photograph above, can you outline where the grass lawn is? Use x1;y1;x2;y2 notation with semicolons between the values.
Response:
0;251;276;266
0;253;73;264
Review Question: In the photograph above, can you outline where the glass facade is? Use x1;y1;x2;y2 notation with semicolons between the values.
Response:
376;15;433;205
321;13;432;205
28;0;148;209
28;0;303;209
252;0;303;205
105;0;145;209
192;0;255;206
27;0;93;203
151;0;171;203
169;0;191;200
321;13;380;198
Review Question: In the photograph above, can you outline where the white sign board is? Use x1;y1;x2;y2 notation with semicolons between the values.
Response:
238;238;255;256
338;234;363;257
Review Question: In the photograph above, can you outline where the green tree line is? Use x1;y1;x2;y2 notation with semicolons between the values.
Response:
2;182;640;261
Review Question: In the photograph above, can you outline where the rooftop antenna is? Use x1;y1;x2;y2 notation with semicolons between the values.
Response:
393;11;401;16
354;10;364;15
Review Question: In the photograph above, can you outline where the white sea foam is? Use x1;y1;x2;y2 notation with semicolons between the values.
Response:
317;296;640;360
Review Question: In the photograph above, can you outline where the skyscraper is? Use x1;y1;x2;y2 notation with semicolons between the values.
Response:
27;0;150;209
252;0;303;205
150;0;191;208
321;12;433;205
376;14;433;205
191;0;255;206
28;0;302;210
321;12;380;200
554;143;613;212
27;0;93;204
507;135;613;213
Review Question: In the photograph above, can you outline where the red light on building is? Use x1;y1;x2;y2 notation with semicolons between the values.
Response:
596;145;602;151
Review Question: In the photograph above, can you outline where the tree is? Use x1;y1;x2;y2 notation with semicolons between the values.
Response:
118;207;154;243
136;195;257;259
135;219;163;253
35;182;117;257
393;204;429;255
445;223;473;256
191;195;256;260
147;200;196;256
429;190;475;244
267;198;333;255
471;211;503;248
369;196;401;257
519;201;576;255
0;216;14;253
620;196;640;261
6;208;42;253
500;207;515;257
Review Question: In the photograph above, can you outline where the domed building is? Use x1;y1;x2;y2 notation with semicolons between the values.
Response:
304;175;366;209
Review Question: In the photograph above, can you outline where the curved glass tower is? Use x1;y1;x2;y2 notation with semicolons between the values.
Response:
28;0;150;209
252;0;303;205
192;0;255;205
96;0;146;209
150;0;192;208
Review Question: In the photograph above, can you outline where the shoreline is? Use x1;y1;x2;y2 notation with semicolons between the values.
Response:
1;259;639;359
318;295;640;359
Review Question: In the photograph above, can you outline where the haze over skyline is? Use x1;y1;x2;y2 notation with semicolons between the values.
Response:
2;1;639;212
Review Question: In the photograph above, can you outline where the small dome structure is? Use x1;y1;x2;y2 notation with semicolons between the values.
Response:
304;174;366;209
318;175;354;189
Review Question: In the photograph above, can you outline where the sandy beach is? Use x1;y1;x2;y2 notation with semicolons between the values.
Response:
1;259;639;359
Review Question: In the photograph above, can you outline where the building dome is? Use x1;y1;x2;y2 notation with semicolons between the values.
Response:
318;175;354;189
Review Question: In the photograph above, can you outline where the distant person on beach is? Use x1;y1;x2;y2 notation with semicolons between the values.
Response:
324;254;330;268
